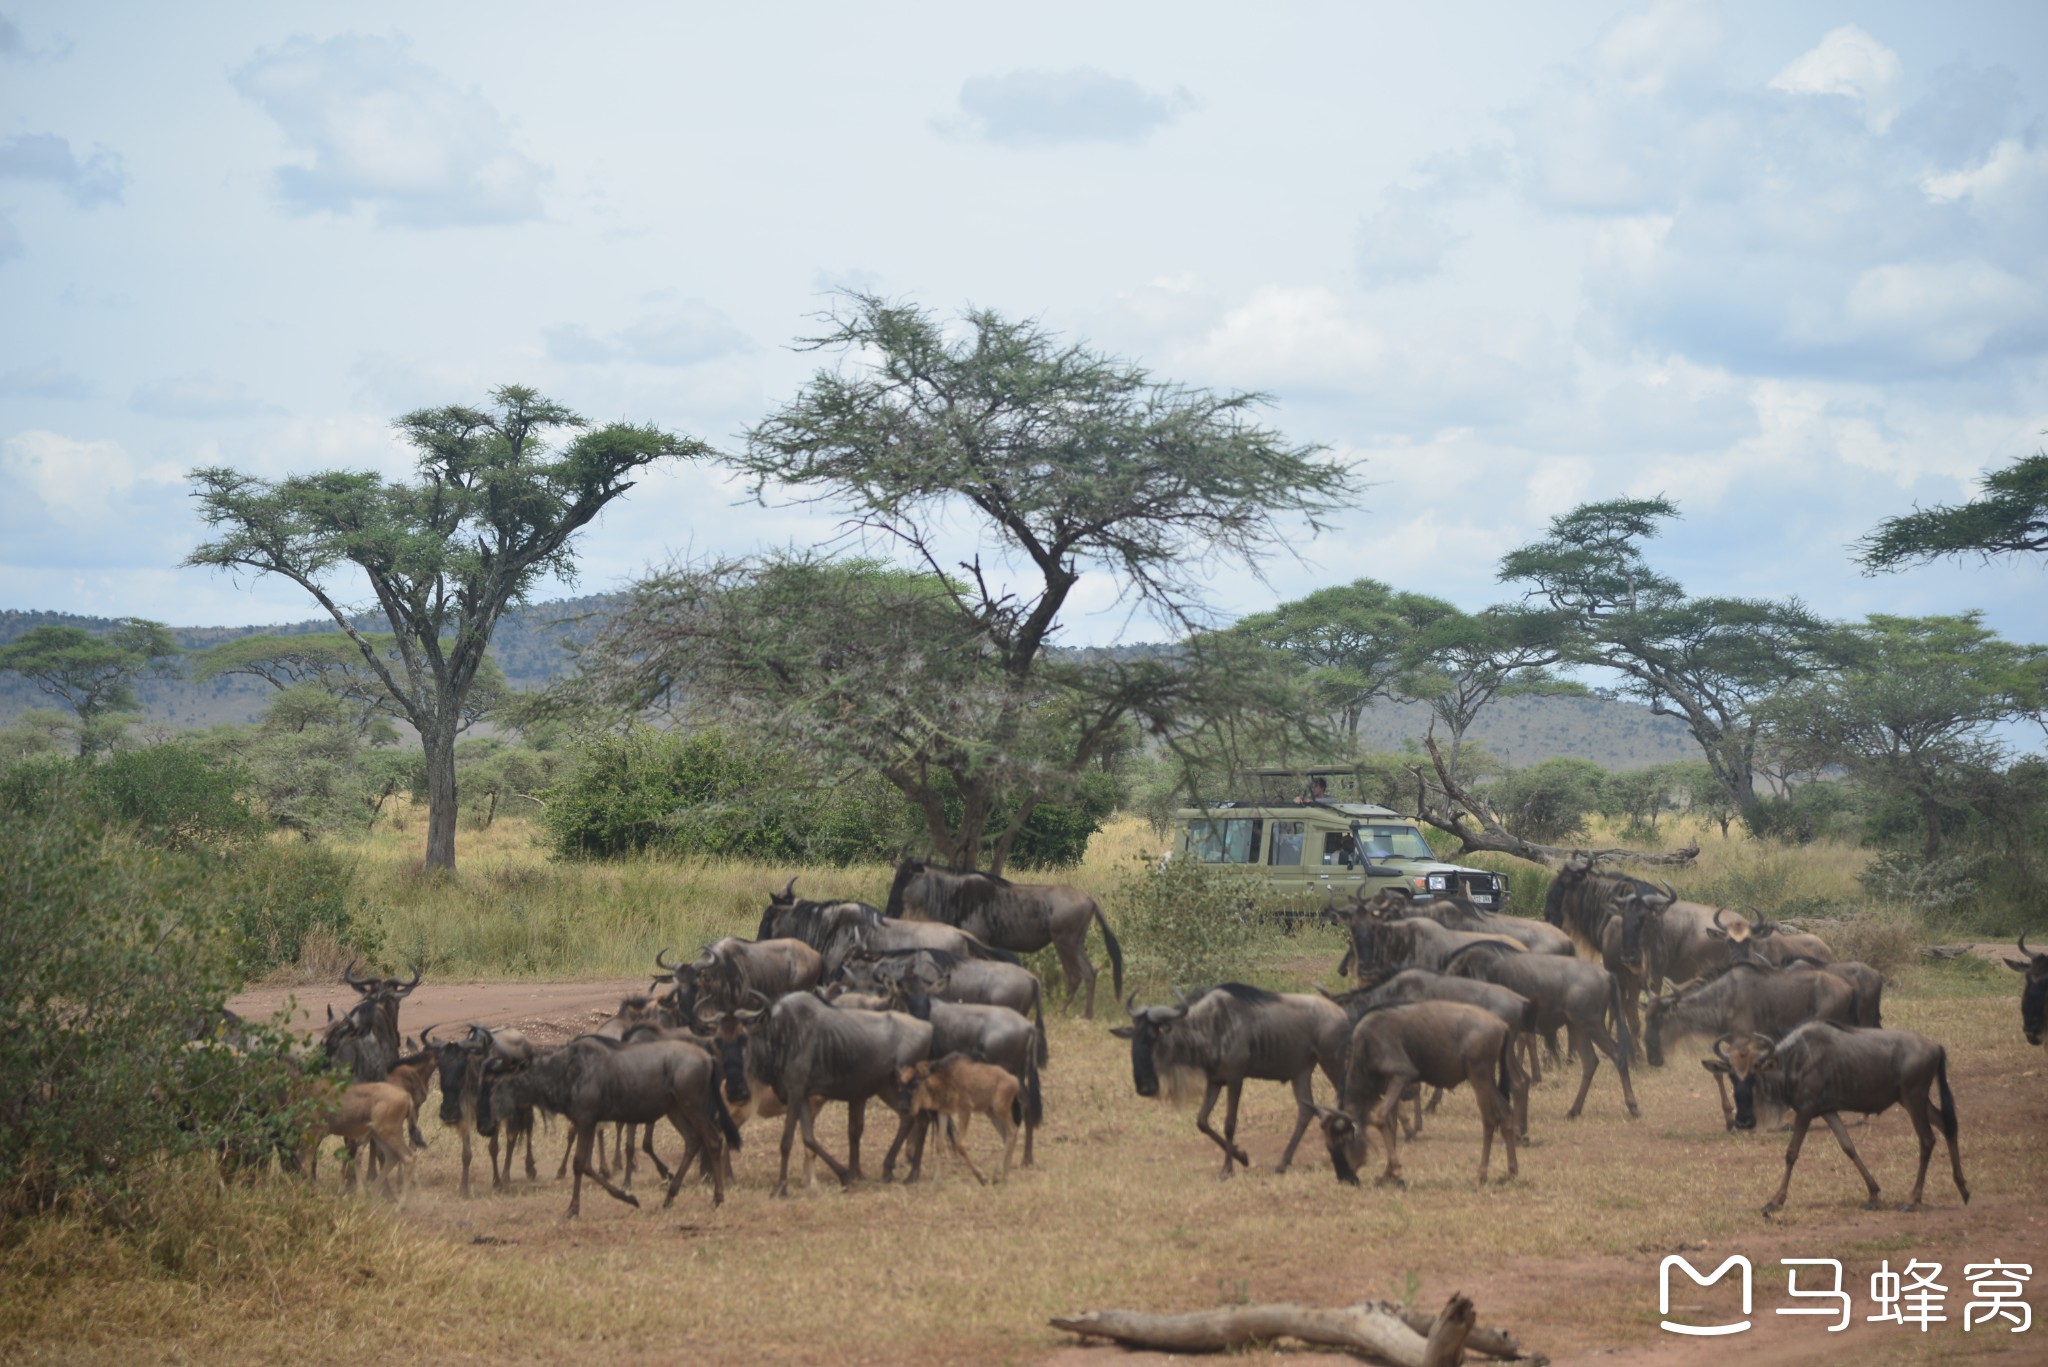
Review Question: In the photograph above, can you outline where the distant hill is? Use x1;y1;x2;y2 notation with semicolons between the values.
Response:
0;601;1702;769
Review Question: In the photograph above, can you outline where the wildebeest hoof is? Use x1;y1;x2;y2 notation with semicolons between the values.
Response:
620;1194;641;1208
1374;1176;1404;1189
1760;1202;1780;1217
1895;1202;1916;1213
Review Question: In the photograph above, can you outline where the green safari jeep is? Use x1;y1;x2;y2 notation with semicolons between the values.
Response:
1168;766;1510;909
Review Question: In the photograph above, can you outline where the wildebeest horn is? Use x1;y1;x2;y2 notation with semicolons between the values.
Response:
396;963;422;994
734;1008;764;1024
655;946;679;970
1712;1033;1736;1061
781;876;798;899
743;989;771;1009
1125;991;1141;1020
1170;985;1190;1007
2022;932;2033;958
1750;1033;1775;1060
342;958;370;988
1712;906;1732;932
1658;880;1678;903
420;1021;441;1044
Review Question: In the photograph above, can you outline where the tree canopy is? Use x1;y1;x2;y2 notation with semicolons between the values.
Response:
584;296;1355;870
186;384;706;870
1498;496;1834;810
0;618;180;756
1233;579;1457;743
1857;450;2048;571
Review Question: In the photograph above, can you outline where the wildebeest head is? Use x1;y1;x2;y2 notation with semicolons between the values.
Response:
756;877;801;940
1700;1032;1774;1130
691;994;766;1106
2006;932;2048;1046
1316;1106;1366;1185
1108;992;1189;1098
1703;905;1756;951
421;1023;479;1126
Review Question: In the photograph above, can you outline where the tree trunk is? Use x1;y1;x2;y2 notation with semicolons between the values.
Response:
423;723;459;873
1920;795;1944;861
1050;1293;1485;1366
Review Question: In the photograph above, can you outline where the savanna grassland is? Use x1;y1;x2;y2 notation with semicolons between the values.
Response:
3;812;2042;1366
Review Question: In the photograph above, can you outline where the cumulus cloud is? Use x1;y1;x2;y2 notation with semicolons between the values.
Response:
0;430;179;524
232;33;549;227
1769;25;1904;134
544;301;751;367
0;361;94;399
0;132;127;207
129;374;285;420
939;68;1193;147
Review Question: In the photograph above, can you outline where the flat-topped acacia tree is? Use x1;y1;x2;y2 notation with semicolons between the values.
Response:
187;385;706;872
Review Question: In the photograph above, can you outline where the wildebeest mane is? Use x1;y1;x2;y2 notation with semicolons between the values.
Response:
1200;982;1281;1004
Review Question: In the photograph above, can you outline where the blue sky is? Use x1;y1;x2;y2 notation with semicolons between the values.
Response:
2;0;2045;654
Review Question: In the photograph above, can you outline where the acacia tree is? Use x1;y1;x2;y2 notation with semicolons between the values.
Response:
1498;497;1835;813
1760;613;2043;860
586;296;1353;872
187;385;704;871
0;618;180;755
1233;579;1457;743
1858;449;2048;569
1402;606;1583;778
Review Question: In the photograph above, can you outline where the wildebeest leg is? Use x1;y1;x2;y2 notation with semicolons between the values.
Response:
1424;1086;1445;1114
1565;1024;1599;1119
1508;1049;1531;1142
798;1099;856;1190
878;1101;919;1183
555;1126;575;1181
945;1110;988;1185
660;1105;724;1209
1815;1111;1886;1209
573;1122;643;1212
1520;1033;1543;1086
1191;1079;1230;1175
1054;934;1097;1019
772;1106;802;1198
1762;1113;1816;1214
458;1122;473;1198
1275;1071;1318;1174
1711;1071;1736;1130
846;1098;868;1181
993;1102;1018;1181
1370;1079;1409;1187
1603;1026;1642;1118
639;1121;673;1185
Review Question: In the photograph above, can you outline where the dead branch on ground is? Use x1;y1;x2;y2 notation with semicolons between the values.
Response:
1051;1291;1544;1365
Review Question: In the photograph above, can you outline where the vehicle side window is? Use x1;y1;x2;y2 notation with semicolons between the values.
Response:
1189;818;1263;864
1269;821;1304;867
1322;832;1355;866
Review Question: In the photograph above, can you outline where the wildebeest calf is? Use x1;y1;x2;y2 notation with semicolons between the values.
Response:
899;1054;1023;1185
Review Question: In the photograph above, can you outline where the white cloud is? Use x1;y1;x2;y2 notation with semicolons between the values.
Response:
1591;0;1723;97
0;132;127;207
0;430;179;523
1770;25;1904;134
232;33;549;227
938;68;1194;147
0;360;93;399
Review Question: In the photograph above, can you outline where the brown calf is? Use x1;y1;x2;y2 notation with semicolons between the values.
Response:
899;1054;1022;1185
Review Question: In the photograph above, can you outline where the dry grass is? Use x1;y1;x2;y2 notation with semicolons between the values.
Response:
4;957;2036;1366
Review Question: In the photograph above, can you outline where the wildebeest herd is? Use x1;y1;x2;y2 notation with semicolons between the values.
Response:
289;853;2036;1221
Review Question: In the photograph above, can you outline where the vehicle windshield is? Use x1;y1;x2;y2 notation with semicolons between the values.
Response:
1354;825;1436;860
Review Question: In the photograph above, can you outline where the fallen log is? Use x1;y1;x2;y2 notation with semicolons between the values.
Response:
1049;1292;1478;1367
1395;1307;1534;1360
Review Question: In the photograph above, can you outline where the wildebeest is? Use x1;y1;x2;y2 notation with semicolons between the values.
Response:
1781;955;1883;1028
455;1025;538;1187
746;991;934;1196
303;1080;415;1199
321;998;391;1082
2004;932;2046;1046
1443;940;1641;1119
806;901;1021;980
1540;855;1657;1040
887;858;1124;1018
1318;1000;1518;1187
1705;1023;1969;1214
877;974;1044;1166
1334;892;1528;977
1728;914;1835;968
848;949;1048;1063
1405;892;1575;957
899;1055;1023;1185
422;1022;541;1196
1321;969;1536;1140
1110;984;1350;1179
661;937;823;1010
477;1033;739;1216
341;961;420;1069
755;878;882;950
1643;962;1861;1068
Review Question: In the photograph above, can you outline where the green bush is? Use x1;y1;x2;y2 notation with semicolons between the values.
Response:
1743;780;1864;844
0;785;327;1219
543;725;917;863
1105;857;1266;992
1007;770;1121;870
1;745;261;849
1484;757;1606;844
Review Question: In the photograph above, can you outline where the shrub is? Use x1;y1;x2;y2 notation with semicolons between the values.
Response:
0;786;325;1220
1484;758;1606;844
1105;857;1265;992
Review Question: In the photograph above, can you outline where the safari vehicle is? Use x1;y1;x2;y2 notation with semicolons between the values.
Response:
1169;766;1510;908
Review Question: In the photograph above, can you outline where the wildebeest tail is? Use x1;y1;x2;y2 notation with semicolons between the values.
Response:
1495;1028;1513;1104
1023;1049;1044;1127
1094;904;1125;998
1608;974;1636;1068
1032;979;1049;1066
1933;1048;1958;1145
707;1064;742;1150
